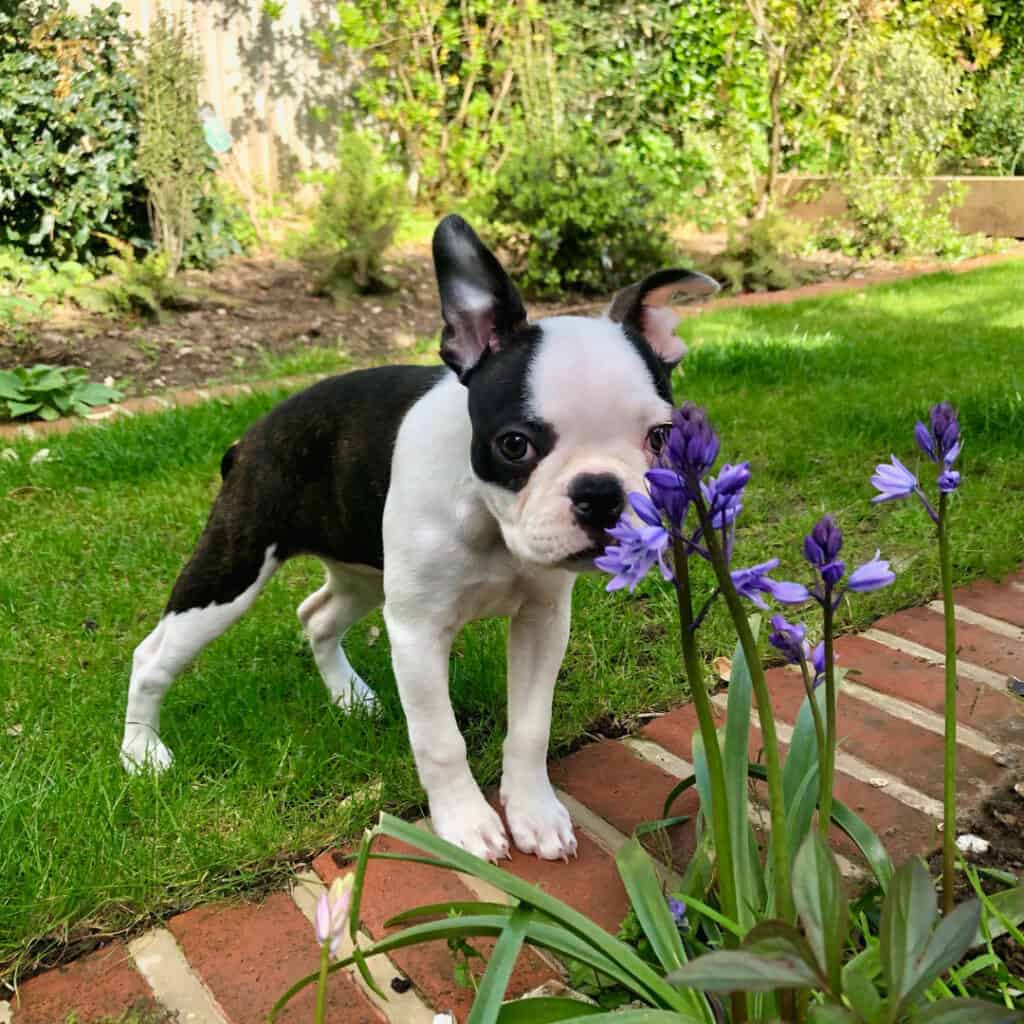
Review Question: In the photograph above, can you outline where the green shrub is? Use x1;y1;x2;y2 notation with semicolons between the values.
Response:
76;235;182;319
0;364;121;421
969;59;1024;174
705;212;809;294
184;182;257;270
478;131;678;299
135;12;208;274
0;1;145;263
301;130;407;297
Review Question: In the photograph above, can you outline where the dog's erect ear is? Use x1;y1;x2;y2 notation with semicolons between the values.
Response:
608;268;719;367
433;214;527;381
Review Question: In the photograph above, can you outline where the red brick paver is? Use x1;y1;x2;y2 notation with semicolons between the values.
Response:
313;838;555;1020
168;892;384;1024
875;605;1022;678
11;941;155;1023
15;566;1024;1022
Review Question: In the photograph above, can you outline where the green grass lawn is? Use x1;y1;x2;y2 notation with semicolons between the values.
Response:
2;261;1023;979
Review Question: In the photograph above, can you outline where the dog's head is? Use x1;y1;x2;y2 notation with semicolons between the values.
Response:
433;214;717;568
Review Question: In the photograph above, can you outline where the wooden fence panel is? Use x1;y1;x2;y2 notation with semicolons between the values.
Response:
68;0;342;188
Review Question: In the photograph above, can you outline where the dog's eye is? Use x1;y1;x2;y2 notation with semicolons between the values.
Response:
496;431;534;463
647;424;671;455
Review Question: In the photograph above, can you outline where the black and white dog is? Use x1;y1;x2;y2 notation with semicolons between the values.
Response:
120;216;715;862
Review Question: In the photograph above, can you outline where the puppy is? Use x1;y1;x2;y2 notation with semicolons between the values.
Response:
120;216;716;861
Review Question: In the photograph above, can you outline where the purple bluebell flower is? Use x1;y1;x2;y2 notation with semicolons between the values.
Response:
937;469;960;494
730;558;782;610
766;577;812;604
918;402;960;465
701;462;750;528
645;467;690;529
811;641;825;678
595;516;672;592
803;514;843;566
629;491;664;528
666;402;719;480
667;897;688;925
846;550;895;592
871;455;918;504
768;614;809;665
801;515;845;586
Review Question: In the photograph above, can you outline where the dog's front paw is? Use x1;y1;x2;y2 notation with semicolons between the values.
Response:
430;790;510;863
501;781;577;861
121;724;174;775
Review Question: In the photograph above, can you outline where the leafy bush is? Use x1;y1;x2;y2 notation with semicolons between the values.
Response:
969;59;1024;174
479;131;678;299
0;1;145;263
0;364;121;421
75;235;182;319
184;182;257;270
135;12;208;274
705;212;809;294
301;130;407;297
0;246;94;325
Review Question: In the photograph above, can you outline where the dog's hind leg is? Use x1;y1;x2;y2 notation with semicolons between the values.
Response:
121;537;281;774
297;561;383;709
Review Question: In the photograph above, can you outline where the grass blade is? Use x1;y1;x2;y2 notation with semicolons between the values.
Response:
386;900;513;926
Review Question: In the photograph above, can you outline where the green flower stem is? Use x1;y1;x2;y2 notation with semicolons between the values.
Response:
697;510;794;925
819;600;836;839
315;942;330;1024
938;491;958;917
798;658;828;822
672;539;746;1024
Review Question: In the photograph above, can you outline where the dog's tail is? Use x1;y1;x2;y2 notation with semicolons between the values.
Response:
220;441;239;480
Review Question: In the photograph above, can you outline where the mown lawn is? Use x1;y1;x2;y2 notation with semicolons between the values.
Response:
1;261;1023;978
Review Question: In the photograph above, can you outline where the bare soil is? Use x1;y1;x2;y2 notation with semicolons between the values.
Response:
0;243;593;398
2;238;1021;407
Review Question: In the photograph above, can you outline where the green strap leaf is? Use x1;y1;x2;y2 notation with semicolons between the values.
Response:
912;998;1024;1024
468;907;532;1024
880;857;937;1004
615;836;687;974
829;797;894;892
899;899;982;1012
792;831;848;995
496;997;602;1022
971;884;1024;947
385;900;513;927
667;950;820;992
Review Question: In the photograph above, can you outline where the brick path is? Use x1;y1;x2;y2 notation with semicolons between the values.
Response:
6;570;1023;1023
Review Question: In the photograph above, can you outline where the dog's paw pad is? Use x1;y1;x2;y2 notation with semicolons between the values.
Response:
502;786;577;861
121;727;174;775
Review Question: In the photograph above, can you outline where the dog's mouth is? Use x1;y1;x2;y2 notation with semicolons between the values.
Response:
560;541;607;569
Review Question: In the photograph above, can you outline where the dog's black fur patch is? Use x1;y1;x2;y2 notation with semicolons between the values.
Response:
165;365;446;613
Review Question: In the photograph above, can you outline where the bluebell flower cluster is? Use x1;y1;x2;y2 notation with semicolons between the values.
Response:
595;402;789;599
872;402;962;523
769;514;895;612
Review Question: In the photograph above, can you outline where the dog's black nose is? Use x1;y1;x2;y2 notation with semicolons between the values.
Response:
569;473;626;530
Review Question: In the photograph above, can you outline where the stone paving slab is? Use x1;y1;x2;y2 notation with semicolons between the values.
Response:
9;570;1024;1023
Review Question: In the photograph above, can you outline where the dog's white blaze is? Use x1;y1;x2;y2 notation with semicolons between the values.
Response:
121;544;280;773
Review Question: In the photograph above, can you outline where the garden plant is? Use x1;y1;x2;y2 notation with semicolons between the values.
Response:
269;395;1024;1022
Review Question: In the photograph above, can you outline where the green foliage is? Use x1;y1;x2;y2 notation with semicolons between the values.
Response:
817;181;987;261
301;130;408;297
0;246;93;326
969;60;1024;175
184;182;257;270
314;0;525;202
0;1;145;263
669;840;1022;1024
705;213;809;294
479;131;678;299
135;12;208;275
79;235;182;318
0;364;121;421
